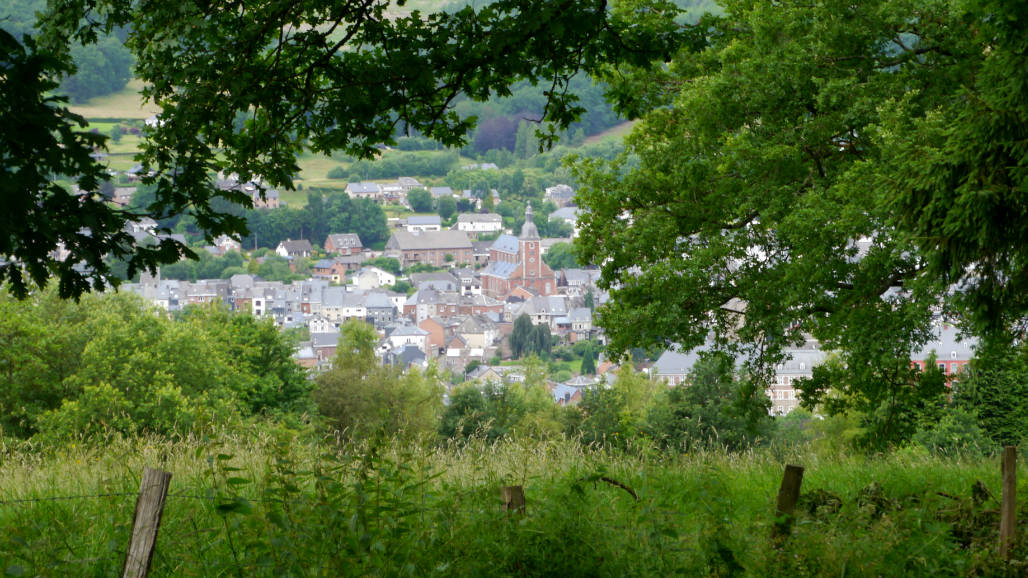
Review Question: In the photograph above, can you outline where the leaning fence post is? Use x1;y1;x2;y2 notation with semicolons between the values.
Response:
1000;446;1017;560
123;467;172;578
502;485;526;515
772;464;804;541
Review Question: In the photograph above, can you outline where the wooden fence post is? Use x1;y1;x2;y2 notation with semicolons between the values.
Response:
502;485;526;515
123;467;172;578
1000;446;1017;560
772;464;804;541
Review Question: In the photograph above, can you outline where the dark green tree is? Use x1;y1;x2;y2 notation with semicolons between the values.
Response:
580;343;596;375
574;0;1023;431
314;319;443;438
542;241;580;270
645;353;773;452
407;188;434;213
509;314;534;359
436;196;458;221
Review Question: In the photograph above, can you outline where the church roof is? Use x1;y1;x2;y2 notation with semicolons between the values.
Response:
520;203;540;240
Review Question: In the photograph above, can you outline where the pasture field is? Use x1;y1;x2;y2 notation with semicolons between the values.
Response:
0;433;1023;576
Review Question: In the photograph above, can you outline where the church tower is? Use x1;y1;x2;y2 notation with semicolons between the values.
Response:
519;203;542;281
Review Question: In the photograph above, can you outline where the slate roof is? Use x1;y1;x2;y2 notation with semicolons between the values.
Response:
278;239;313;254
365;292;396;310
391;325;430;337
490;234;519;254
347;182;381;194
326;233;362;249
386;230;472;250
457;213;502;224
407;215;442;226
913;323;977;360
429;186;454;198
311;332;340;348
549;207;580;221
481;261;519;279
651;350;703;376
322;286;347;308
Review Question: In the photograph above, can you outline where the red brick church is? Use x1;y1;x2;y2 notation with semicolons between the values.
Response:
481;204;557;297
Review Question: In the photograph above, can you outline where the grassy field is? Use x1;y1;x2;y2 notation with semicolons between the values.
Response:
0;433;1024;576
68;79;160;120
583;120;638;146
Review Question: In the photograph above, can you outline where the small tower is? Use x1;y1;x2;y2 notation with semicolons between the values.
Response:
519;203;541;279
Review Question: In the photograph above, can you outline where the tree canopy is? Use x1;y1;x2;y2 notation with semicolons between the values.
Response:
573;0;1028;437
3;0;682;298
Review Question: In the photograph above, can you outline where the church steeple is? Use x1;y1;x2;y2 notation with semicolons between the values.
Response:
520;203;540;240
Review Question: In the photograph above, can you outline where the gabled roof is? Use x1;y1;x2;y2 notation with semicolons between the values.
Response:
391;325;430;337
567;307;592;323
489;234;519;254
913;323;977;361
386;230;472;250
481;261;519;279
652;349;702;376
522;295;568;316
429;186;454;198
346;182;381;194
322;286;347;308
311;332;340;348
365;292;396;310
407;215;442;226
278;239;313;254
549;207;580;221
326;233;362;248
457;212;502;223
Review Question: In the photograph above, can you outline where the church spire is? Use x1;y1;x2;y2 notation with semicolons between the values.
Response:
520;202;540;240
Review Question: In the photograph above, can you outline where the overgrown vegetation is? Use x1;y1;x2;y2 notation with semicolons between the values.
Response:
0;432;1025;576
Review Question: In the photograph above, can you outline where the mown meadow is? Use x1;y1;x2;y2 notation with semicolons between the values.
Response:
1;430;1024;577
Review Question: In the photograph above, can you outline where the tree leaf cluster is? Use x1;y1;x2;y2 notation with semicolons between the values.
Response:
573;0;1028;439
0;288;312;440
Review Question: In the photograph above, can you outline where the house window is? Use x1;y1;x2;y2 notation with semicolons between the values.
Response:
951;351;958;359
939;363;946;373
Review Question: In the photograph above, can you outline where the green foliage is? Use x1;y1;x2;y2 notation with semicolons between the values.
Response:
436;195;457;220
242;193;389;249
0;28;121;298
349;151;460;180
0;289;310;441
313;320;443;439
440;381;523;441
645;353;773;452
578;367;661;447
61;36;133;103
363;256;402;275
508;314;552;359
954;339;1028;447
799;353;949;450
572;0;1028;439
580;342;596;375
0;434;1022;576
407;188;434;212
542;241;580;270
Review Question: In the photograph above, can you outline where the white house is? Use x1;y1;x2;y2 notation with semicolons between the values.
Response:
351;266;397;290
456;213;503;234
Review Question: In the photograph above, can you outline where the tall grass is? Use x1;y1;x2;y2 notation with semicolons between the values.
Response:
0;431;1023;576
